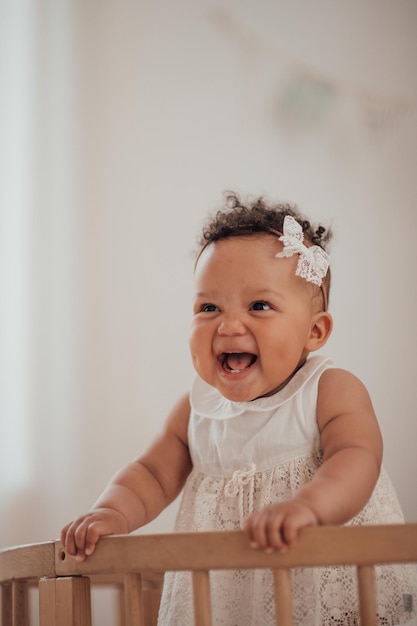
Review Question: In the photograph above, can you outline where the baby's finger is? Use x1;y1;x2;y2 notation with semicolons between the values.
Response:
83;520;113;556
61;514;92;556
246;509;284;551
72;520;91;556
263;514;288;552
280;515;299;548
244;511;265;548
61;521;81;556
280;507;317;548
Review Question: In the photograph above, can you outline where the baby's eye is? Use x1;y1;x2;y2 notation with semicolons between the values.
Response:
199;303;220;313
250;301;271;311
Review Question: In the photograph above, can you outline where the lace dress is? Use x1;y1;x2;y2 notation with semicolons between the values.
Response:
158;355;417;625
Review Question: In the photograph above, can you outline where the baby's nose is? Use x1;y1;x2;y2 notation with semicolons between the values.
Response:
217;315;246;336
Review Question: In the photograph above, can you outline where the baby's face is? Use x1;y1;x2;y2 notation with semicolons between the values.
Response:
189;234;328;402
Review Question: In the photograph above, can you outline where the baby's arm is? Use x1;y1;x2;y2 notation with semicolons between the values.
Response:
244;368;383;552
61;393;192;561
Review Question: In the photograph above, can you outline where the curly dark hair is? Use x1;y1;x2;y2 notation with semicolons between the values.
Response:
197;191;332;310
198;192;332;250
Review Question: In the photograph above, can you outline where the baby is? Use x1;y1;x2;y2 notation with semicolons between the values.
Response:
62;192;416;625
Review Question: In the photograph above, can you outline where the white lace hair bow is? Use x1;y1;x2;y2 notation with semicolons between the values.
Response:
276;215;330;287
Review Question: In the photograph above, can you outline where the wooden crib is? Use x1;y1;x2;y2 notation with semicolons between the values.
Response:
1;524;417;626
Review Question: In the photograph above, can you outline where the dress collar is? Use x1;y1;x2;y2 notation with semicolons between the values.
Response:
190;355;333;420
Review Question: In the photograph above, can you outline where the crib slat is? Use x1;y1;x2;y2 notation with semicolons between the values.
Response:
56;577;92;626
192;570;212;626
39;576;92;626
39;578;56;626
12;581;29;626
273;569;294;626
1;584;12;626
123;573;144;626
357;565;377;626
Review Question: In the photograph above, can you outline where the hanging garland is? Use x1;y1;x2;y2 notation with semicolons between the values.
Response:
207;6;416;143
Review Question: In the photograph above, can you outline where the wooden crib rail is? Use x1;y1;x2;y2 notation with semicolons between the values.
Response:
1;524;417;626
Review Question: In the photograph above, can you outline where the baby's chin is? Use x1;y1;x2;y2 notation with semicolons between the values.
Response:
205;380;253;403
215;380;289;403
212;383;274;403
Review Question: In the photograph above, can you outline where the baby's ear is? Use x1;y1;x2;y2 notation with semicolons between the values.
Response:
306;312;333;351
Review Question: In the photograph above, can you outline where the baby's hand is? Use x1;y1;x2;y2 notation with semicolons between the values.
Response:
244;499;319;553
60;508;129;562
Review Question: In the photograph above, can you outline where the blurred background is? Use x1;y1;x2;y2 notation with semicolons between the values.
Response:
1;0;416;622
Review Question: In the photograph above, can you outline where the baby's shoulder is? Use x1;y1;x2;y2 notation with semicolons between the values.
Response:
318;366;369;392
317;367;375;427
164;392;191;446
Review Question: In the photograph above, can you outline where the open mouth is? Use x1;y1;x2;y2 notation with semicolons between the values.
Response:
219;352;257;373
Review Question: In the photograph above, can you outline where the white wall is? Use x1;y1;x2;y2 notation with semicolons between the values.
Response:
1;0;417;620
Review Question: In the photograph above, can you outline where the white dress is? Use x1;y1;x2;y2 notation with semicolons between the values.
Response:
158;355;417;625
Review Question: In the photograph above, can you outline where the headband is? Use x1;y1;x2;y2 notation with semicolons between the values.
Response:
275;215;330;309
